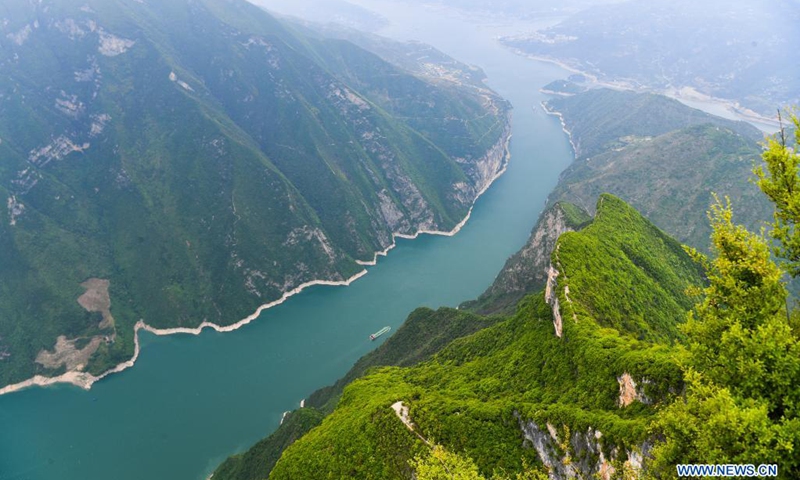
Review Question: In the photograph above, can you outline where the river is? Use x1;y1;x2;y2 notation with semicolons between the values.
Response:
0;4;574;480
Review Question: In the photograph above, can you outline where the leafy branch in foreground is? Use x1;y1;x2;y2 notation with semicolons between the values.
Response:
411;445;549;480
754;111;800;275
651;195;800;477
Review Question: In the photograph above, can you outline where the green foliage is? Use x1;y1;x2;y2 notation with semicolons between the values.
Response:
651;198;800;478
754;112;800;276
558;201;593;230
478;89;774;332
307;307;500;413
683;199;791;399
211;307;497;479
411;445;549;480
411;445;486;480
651;371;799;478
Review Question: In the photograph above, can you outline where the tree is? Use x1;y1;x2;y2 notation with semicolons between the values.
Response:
651;184;800;477
412;445;485;480
754;111;800;275
681;199;796;411
411;445;549;480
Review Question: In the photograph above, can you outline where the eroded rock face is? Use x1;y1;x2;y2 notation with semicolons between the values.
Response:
517;415;648;479
476;202;587;314
97;29;135;56
6;195;24;226
36;278;117;374
77;278;116;331
545;264;563;338
617;372;651;407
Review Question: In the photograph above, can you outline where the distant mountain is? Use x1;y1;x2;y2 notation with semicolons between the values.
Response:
542;88;763;158
502;0;800;117
286;19;493;93
367;0;628;18
0;0;509;389
249;0;389;33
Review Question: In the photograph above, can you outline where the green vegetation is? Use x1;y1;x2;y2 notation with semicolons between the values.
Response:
213;112;800;478
411;445;549;480
544;88;761;159
213;408;325;480
651;198;800;476
479;89;772;321
0;0;508;387
755;113;800;275
541;89;772;254
555;195;704;342
209;97;800;478
645;114;800;476
307;307;501;413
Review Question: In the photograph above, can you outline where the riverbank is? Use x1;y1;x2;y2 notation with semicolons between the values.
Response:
508;48;781;132
0;123;513;397
541;102;578;158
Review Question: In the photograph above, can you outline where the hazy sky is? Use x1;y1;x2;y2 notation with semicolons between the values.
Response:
249;0;628;29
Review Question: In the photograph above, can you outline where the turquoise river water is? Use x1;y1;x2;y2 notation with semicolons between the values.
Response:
0;4;575;479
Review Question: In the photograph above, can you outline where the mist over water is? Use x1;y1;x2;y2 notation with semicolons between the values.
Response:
0;4;575;480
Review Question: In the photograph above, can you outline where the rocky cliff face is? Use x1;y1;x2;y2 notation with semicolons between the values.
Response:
518;417;648;480
467;201;590;313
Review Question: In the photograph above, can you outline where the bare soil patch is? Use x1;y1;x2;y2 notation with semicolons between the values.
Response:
77;278;115;330
35;335;103;371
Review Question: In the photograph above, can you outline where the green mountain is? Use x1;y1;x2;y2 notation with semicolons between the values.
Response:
543;88;762;159
0;0;509;389
212;195;705;479
207;90;791;478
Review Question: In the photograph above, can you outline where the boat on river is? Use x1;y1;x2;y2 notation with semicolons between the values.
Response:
370;326;391;340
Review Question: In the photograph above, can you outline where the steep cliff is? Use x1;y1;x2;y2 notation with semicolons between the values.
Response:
465;201;590;314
